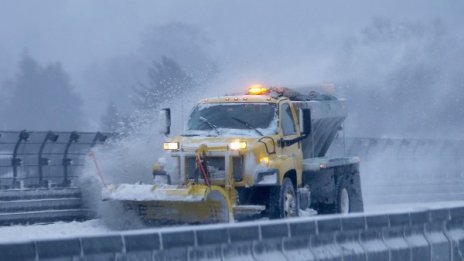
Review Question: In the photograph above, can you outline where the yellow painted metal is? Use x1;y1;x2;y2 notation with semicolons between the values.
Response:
165;98;305;188
201;95;277;104
138;96;308;223
152;183;208;199
126;184;234;224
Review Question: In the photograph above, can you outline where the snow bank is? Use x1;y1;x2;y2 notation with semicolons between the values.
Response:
0;219;111;243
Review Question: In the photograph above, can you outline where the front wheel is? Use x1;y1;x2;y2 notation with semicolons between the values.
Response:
268;177;299;219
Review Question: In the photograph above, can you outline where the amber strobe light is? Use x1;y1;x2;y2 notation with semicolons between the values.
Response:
247;84;268;95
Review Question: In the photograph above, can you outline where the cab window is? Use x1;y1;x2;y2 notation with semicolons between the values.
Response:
281;103;296;136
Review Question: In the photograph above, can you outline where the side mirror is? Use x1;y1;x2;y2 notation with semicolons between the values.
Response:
159;108;171;136
299;108;311;135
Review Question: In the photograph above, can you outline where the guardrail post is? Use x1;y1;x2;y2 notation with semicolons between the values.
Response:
11;130;30;189
190;228;228;260
312;218;343;260
385;213;411;260
254;223;289;260
445;206;464;261
38;131;59;187
90;132;108;147
283;220;316;260
361;214;390;261
62;131;79;187
337;216;365;260
405;211;430;260
425;209;451;261
156;231;195;260
223;224;259;259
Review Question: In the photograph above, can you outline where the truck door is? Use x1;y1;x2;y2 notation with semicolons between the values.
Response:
279;102;304;183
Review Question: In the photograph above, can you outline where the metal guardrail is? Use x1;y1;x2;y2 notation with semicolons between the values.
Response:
0;131;110;189
330;136;464;204
1;205;463;260
331;137;464;159
330;136;464;180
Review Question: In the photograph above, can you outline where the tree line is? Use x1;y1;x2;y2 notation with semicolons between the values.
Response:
0;23;214;132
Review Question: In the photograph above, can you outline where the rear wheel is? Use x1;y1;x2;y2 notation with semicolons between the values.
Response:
268;177;299;219
335;174;364;213
339;187;350;213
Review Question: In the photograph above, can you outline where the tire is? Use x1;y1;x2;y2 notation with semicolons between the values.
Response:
268;177;299;219
335;173;364;213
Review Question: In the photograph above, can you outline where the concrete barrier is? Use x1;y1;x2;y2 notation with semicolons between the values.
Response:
2;206;464;260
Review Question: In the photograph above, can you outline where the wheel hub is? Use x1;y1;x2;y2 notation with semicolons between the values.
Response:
284;190;296;217
340;188;350;214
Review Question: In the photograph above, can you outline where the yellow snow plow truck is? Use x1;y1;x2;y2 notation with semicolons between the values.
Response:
103;85;363;224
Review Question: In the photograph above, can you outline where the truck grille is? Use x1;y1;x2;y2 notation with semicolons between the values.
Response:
186;157;226;180
232;157;243;181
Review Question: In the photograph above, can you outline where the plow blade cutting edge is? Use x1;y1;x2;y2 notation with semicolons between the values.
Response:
102;183;233;224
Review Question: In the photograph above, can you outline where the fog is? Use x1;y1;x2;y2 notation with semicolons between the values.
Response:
0;0;463;139
0;0;458;225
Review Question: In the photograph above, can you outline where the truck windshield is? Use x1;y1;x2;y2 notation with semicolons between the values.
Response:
187;103;278;136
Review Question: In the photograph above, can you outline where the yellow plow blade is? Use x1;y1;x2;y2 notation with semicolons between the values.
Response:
102;184;233;224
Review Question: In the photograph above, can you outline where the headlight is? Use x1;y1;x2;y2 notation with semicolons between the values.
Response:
229;141;247;150
163;142;179;150
260;156;269;165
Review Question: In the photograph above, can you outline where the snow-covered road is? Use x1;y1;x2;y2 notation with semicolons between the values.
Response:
0;219;111;243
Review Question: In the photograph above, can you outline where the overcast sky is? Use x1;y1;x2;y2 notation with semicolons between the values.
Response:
0;1;460;66
0;0;463;137
1;1;461;76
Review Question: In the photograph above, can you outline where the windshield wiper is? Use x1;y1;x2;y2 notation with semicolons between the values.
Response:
231;117;264;136
199;116;220;135
181;133;199;137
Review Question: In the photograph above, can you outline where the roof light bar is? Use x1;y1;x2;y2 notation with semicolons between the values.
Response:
247;84;269;95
